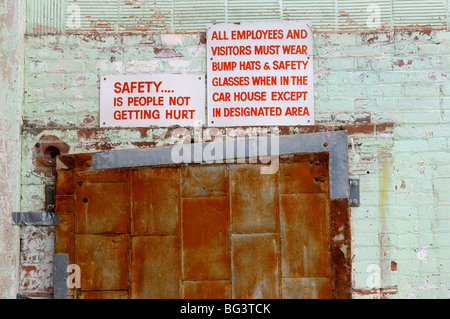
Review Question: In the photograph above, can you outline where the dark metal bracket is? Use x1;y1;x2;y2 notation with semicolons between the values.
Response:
53;253;69;299
349;179;360;207
11;184;59;226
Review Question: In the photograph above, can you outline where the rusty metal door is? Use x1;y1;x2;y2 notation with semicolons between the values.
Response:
55;151;348;299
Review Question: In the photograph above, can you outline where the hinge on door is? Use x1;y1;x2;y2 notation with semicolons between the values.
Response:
349;179;360;207
11;184;60;226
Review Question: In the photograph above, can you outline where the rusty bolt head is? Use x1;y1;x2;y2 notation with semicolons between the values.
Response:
85;160;92;167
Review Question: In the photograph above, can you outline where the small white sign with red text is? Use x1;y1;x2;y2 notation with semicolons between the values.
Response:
207;21;314;127
100;74;205;127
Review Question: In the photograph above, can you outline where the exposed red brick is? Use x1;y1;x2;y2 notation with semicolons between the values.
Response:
32;135;70;176
131;141;156;148
376;123;394;134
391;261;397;271
77;128;105;139
137;127;149;138
345;124;375;135
21;265;37;276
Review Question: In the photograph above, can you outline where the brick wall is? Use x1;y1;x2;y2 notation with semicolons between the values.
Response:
19;29;450;298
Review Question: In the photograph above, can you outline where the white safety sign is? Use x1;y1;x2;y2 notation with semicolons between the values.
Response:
100;74;205;127
207;21;314;127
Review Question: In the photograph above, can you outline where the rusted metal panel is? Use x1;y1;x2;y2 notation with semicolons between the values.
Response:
76;290;129;299
330;198;352;299
75;234;129;291
57;153;93;173
130;236;179;299
75;170;130;234
331;243;351;299
54;149;350;299
181;165;228;198
232;234;279;299
229;165;278;234
55;195;74;213
280;193;330;277
182;197;230;281
131;167;180;235
331;198;351;243
55;169;75;196
54;212;74;264
282;277;331;299
182;280;231;299
280;153;329;194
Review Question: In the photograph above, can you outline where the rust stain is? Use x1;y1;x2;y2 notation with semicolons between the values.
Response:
182;197;230;281
75;170;130;234
130;236;179;299
280;193;330;278
181;165;228;197
230;165;278;234
76;291;128;299
232;234;279;299
280;152;329;194
282;278;331;299
75;234;129;291
131;168;179;235
182;281;231;299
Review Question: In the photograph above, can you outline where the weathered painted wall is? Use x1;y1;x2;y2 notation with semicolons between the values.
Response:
0;0;24;299
17;28;450;298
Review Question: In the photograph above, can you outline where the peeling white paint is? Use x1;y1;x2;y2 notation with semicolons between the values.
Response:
419;279;437;290
416;247;428;261
340;244;348;259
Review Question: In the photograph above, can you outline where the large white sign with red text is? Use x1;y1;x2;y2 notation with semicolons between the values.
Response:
100;74;205;127
207;21;314;127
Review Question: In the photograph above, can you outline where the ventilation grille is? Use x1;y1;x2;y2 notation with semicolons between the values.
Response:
26;0;450;34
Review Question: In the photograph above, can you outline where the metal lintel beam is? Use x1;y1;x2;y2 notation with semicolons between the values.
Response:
92;131;349;199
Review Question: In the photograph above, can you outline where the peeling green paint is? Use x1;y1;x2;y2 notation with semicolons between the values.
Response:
0;0;24;299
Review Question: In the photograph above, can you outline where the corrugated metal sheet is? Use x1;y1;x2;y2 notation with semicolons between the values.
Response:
173;0;226;31
282;0;336;31
26;0;449;34
393;0;447;28
227;0;282;22
67;0;119;32
26;0;65;34
120;0;172;32
337;0;393;30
